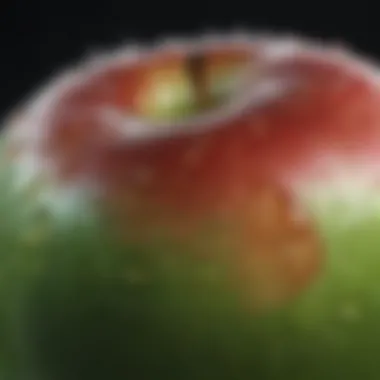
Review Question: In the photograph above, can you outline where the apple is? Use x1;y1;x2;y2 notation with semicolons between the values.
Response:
1;32;380;380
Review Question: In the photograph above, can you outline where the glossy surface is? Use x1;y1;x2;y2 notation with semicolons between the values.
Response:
2;35;380;379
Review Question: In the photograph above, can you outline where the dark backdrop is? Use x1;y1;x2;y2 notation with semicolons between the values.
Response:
0;0;374;119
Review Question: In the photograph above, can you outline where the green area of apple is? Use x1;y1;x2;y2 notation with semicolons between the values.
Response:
1;143;380;380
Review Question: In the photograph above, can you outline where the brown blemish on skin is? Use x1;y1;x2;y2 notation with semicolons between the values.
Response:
234;185;323;311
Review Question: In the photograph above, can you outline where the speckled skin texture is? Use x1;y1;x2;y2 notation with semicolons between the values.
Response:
2;34;380;380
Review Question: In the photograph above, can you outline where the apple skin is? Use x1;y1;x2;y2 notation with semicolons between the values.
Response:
2;34;380;380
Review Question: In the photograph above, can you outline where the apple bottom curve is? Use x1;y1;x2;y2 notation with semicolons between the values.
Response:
1;141;380;380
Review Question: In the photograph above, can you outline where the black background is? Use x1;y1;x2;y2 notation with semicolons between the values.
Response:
0;0;374;118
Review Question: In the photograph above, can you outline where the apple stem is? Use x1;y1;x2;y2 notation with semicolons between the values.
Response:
185;53;212;111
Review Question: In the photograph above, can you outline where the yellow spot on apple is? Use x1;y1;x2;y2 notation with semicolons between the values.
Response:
134;53;251;123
